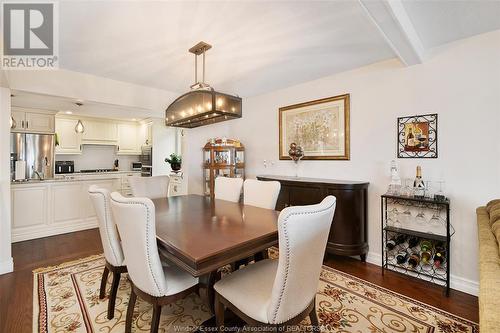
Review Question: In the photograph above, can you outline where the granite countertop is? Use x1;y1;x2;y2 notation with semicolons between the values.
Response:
11;170;140;186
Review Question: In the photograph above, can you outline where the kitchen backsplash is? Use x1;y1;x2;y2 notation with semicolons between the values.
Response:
55;145;139;171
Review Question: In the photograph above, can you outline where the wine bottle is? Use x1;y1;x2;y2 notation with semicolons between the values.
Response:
408;252;420;268
395;234;407;245
386;238;397;251
413;166;425;198
408;236;419;248
420;240;432;252
433;244;446;268
433;252;445;268
421;251;431;265
407;127;415;148
396;251;409;265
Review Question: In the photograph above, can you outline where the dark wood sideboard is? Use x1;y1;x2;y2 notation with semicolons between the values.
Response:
257;175;369;261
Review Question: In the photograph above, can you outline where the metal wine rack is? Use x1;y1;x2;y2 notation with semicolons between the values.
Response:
381;194;453;296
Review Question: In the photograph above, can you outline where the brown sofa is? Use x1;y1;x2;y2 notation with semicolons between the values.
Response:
476;201;500;333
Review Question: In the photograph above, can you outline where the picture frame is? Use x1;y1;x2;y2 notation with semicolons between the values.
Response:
397;113;438;158
279;94;350;160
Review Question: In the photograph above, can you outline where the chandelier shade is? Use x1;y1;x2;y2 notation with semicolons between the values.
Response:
165;88;242;128
165;41;242;128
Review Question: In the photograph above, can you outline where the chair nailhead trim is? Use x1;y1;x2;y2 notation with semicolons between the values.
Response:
89;189;121;266
270;201;335;324
111;197;164;297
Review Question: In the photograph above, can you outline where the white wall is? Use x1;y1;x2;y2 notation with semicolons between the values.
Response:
56;145;139;171
185;30;500;295
152;119;179;176
0;87;13;274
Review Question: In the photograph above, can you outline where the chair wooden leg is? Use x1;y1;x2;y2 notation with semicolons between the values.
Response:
99;266;109;299
309;298;319;328
254;250;269;262
107;271;121;319
150;305;162;333
215;293;225;331
125;288;137;333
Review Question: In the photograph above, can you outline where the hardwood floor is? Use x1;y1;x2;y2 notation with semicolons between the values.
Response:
0;229;478;332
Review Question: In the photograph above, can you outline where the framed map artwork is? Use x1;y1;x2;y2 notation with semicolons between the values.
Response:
279;94;350;160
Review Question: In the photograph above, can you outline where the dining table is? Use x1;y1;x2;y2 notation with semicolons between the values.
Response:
152;194;280;313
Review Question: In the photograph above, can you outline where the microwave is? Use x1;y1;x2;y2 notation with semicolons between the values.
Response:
131;162;142;171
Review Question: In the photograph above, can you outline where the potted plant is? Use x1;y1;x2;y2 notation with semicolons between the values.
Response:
165;153;182;172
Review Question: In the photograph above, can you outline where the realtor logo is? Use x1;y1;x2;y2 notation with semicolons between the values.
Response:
2;2;58;69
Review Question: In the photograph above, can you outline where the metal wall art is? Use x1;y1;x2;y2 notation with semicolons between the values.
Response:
397;114;438;158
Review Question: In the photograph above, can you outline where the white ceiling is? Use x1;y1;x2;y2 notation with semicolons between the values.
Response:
11;90;153;120
58;1;395;97
10;1;500;117
402;0;500;49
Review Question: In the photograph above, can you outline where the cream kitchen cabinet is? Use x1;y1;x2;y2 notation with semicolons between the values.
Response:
11;108;55;134
117;123;140;155
11;184;48;229
55;118;82;154
81;119;118;144
138;121;153;146
10;177;121;242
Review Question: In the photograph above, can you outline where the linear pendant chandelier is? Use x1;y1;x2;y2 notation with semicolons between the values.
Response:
165;41;242;128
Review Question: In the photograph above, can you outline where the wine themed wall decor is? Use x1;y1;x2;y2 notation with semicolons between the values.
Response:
397;113;438;158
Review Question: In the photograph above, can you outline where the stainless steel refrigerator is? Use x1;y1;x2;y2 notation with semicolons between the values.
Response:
10;133;55;180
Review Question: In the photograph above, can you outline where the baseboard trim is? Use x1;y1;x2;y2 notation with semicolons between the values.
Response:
0;257;14;275
12;220;98;243
357;251;479;296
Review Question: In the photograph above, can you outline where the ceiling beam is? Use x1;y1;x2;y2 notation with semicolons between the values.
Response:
358;0;425;66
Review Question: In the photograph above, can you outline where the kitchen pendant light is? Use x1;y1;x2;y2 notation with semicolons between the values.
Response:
165;41;242;128
10;115;16;129
74;102;85;133
75;120;85;133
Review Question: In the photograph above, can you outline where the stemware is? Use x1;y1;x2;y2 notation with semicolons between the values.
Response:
387;206;401;228
434;180;446;201
429;206;444;235
401;202;412;226
415;205;427;228
402;178;413;197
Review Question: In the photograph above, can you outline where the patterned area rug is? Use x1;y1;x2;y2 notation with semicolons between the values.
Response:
33;253;478;333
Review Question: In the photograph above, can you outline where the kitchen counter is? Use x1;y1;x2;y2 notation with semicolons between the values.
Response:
11;170;141;186
10;171;141;243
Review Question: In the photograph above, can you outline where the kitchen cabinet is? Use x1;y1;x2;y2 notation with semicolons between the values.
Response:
169;174;186;196
121;172;141;197
52;183;82;223
55;118;82;154
117;123;140;155
11;108;55;134
138;121;153;146
11;185;48;229
81;119;117;144
11;176;124;242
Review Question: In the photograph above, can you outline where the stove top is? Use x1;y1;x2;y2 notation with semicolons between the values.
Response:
79;169;118;173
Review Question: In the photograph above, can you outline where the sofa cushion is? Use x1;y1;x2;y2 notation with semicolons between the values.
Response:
491;221;500;253
486;199;500;213
488;202;500;226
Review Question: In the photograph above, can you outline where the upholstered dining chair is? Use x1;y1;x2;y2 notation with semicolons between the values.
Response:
243;179;281;262
110;192;199;333
88;185;127;320
214;196;336;330
214;176;243;202
128;175;170;199
244;179;281;209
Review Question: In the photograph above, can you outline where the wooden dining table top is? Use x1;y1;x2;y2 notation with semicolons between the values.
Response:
153;194;280;277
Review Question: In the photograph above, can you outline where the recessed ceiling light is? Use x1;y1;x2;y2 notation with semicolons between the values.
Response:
65;111;73;114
